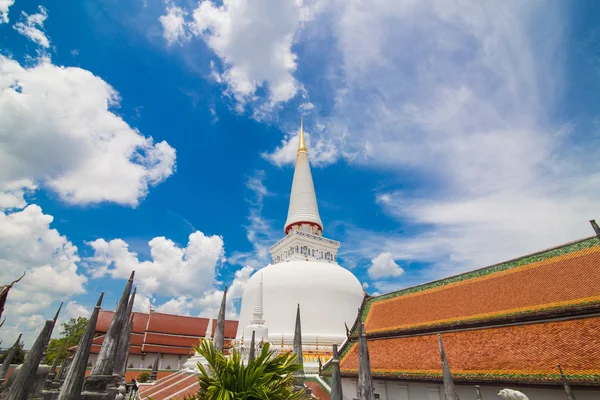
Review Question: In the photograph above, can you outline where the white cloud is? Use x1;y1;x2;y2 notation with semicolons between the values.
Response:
160;5;189;45
196;265;254;318
160;0;307;107
0;55;176;207
86;231;225;299
0;179;36;211
49;300;92;339
368;252;404;279
0;205;87;346
155;296;193;315
13;6;50;48
0;0;14;23
262;128;338;167
132;291;153;313
291;0;600;283
228;171;279;268
368;186;600;273
87;233;255;319
151;265;254;318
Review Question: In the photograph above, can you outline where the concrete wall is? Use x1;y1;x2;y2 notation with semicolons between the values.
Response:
341;377;599;400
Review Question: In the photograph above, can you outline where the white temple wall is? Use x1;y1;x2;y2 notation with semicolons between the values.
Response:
87;352;187;371
341;377;600;400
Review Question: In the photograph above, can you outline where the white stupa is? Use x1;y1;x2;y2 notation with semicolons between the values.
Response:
235;120;364;356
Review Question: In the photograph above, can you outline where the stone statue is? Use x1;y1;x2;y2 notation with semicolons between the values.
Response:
498;389;529;400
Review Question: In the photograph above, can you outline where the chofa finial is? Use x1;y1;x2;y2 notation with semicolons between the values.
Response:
590;220;600;238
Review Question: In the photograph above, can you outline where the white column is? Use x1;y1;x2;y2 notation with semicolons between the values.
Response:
427;385;441;400
375;381;388;400
397;383;410;400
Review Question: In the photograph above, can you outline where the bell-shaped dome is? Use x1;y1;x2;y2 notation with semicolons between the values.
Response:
235;260;364;348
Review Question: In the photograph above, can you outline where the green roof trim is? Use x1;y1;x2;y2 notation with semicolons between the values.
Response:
360;236;600;323
341;369;600;384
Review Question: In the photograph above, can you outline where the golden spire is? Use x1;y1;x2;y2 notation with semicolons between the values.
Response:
297;118;307;153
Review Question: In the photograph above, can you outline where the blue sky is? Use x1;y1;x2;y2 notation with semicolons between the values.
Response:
1;0;599;346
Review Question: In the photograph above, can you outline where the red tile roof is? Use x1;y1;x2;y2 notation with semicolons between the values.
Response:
131;333;144;346
138;372;198;400
146;313;209;336
88;310;238;357
138;371;189;398
142;344;194;356
305;379;330;400
144;332;201;348
340;316;600;385
132;313;149;333
210;319;239;338
95;310;115;333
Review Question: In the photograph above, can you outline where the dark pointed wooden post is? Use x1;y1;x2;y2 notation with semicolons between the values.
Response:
293;304;304;375
248;331;256;364
438;334;460;400
43;347;64;391
0;317;5;329
0;334;22;381
330;344;343;400
149;353;160;382
82;272;134;400
357;322;374;400
57;292;104;400
55;354;73;382
50;354;73;396
213;287;227;353
475;385;483;400
0;272;25;322
114;288;136;378
590;220;600;238
558;364;577;400
7;303;61;400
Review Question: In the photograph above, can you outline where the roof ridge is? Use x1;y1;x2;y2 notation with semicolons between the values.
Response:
366;235;599;303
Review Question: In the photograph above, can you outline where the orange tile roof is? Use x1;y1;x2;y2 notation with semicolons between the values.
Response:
339;316;600;385
125;370;175;383
363;237;600;335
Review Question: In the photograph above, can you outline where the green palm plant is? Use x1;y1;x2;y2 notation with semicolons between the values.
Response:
186;339;305;400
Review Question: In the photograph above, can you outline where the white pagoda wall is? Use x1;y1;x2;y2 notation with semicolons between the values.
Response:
341;377;600;400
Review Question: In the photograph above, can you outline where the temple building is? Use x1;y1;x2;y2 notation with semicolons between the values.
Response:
321;229;600;400
83;310;238;371
235;121;365;367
